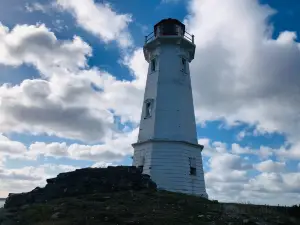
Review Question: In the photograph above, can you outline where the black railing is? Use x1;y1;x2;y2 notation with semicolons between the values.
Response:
144;31;194;44
184;31;194;43
145;31;155;43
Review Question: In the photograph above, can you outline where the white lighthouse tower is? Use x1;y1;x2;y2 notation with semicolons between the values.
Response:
132;18;208;198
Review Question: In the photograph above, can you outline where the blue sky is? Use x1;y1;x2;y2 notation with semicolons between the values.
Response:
0;0;300;205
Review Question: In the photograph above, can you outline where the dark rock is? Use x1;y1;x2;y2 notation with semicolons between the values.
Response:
51;212;61;219
1;219;17;225
4;166;157;209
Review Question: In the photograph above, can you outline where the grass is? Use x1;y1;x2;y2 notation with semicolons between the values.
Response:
4;189;298;225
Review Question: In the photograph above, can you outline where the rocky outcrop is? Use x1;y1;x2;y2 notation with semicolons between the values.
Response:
4;166;156;209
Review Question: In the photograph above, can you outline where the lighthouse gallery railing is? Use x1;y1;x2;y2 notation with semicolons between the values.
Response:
144;31;195;44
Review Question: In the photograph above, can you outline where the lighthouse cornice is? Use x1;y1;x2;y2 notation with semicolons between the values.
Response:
132;139;204;151
143;36;196;62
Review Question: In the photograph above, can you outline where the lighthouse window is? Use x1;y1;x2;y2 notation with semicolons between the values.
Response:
144;99;153;118
151;58;156;72
189;157;197;176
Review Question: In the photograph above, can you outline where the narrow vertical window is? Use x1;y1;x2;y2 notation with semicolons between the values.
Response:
145;102;151;117
144;99;154;119
189;157;196;176
182;58;187;73
151;58;156;72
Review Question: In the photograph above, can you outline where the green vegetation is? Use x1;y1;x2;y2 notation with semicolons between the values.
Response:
2;189;299;225
1;167;299;225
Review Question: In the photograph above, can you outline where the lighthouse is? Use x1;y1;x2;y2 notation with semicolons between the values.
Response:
132;18;208;198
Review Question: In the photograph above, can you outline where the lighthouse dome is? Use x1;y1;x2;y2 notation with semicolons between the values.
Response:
154;18;185;37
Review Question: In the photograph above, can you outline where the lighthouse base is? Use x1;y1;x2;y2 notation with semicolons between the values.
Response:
132;139;208;199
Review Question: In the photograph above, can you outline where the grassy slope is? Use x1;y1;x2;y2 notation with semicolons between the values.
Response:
6;189;297;225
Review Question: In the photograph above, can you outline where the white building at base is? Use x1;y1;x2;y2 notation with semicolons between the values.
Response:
132;18;208;198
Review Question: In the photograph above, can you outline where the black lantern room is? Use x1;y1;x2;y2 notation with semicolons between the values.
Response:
154;18;185;37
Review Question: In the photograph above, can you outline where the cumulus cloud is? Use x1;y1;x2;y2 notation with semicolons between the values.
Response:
0;127;137;162
0;22;148;141
29;127;137;161
0;164;79;196
254;160;286;172
0;23;91;77
205;152;300;205
231;143;274;159
0;130;134;197
197;138;299;204
184;0;300;144
0;77;114;142
0;129;133;197
55;0;133;48
0;134;27;155
276;142;300;160
246;172;300;194
205;150;252;189
0;23;124;142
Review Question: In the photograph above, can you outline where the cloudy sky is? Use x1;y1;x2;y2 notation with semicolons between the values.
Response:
0;0;300;206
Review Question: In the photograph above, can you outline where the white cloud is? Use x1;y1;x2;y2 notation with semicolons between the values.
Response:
0;130;134;197
25;2;49;13
0;134;27;155
236;129;254;141
197;138;299;204
211;142;227;154
0;77;114;142
231;143;274;159
56;0;133;48
198;138;209;145
205;151;251;202
246;172;300;194
0;23;120;142
29;127;137;161
0;21;147;144
182;0;300;145
209;153;253;172
0;23;91;77
0;166;43;181
205;151;300;205
202;140;274;160
91;162;118;168
276;142;300;160
254;160;286;172
0;127;137;162
0;164;79;197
